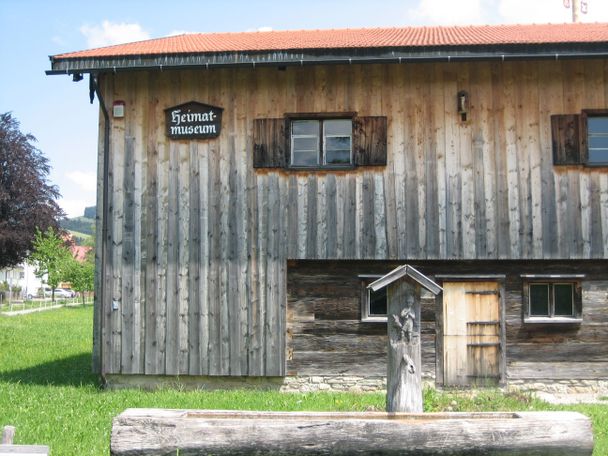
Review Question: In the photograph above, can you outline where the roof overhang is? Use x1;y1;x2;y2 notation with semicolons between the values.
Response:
47;42;608;75
368;265;443;295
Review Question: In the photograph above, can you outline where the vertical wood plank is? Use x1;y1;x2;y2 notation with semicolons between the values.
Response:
443;67;461;258
373;173;387;258
188;140;201;375
120;133;135;374
503;63;521;259
326;174;338;258
457;64;475;259
316;175;328;258
177;141;190;374
538;61;561;258
110;75;125;374
306;175;318;259
164;139;179;375
433;64;447;259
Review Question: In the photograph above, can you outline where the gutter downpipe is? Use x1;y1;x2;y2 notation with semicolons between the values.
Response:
91;73;110;383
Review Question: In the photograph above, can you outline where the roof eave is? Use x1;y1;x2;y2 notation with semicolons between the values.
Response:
47;43;608;75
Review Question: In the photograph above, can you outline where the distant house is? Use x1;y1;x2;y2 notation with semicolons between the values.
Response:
62;233;92;262
48;23;608;394
0;263;43;300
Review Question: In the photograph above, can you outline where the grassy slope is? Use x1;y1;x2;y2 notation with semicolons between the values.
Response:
0;307;605;455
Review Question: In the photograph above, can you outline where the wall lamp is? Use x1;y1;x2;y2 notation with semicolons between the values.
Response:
457;90;469;122
72;73;84;82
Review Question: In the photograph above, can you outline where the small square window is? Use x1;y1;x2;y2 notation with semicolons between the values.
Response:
290;118;352;168
522;277;582;323
360;275;387;322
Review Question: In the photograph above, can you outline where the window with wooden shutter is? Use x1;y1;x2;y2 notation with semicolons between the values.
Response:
551;110;608;166
253;114;387;169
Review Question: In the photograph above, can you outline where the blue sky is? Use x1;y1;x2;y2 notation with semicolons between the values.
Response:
1;0;607;217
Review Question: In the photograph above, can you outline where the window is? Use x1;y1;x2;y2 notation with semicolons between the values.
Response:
551;110;608;166
522;275;583;323
586;116;608;165
290;119;352;168
359;275;387;322
252;115;387;169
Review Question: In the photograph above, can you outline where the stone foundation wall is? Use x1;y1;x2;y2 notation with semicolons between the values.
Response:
507;379;608;396
104;374;608;397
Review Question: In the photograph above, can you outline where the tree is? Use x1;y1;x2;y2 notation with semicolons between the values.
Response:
0;112;63;268
29;227;71;302
65;256;94;305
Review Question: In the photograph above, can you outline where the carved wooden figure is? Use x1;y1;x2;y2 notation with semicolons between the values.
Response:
368;265;442;413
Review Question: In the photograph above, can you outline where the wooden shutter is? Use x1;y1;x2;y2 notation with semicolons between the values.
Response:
353;116;388;166
551;114;582;165
253;118;286;168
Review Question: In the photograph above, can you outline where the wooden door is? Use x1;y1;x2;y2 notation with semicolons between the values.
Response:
442;282;501;386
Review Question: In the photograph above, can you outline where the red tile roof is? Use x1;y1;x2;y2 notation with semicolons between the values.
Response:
54;23;608;59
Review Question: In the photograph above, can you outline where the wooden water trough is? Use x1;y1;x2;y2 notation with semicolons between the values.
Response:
111;409;594;455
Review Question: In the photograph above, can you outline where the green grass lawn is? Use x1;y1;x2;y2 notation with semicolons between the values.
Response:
0;306;606;455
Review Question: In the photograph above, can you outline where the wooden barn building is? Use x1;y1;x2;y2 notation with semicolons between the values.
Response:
48;23;608;393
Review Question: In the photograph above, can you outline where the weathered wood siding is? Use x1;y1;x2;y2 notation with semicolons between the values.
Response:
287;260;608;382
96;60;608;376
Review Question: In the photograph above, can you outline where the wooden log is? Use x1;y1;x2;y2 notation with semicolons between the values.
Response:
110;409;594;456
0;426;49;455
0;445;49;455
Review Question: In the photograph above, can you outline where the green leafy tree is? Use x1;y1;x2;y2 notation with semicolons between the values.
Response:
65;257;94;305
29;227;71;302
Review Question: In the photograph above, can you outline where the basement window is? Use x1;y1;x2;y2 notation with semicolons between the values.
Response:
359;275;387;322
521;275;584;324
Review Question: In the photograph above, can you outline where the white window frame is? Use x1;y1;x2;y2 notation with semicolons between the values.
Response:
521;274;584;324
359;274;388;322
289;118;353;168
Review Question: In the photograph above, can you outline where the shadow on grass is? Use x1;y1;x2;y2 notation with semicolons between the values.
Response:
0;353;99;387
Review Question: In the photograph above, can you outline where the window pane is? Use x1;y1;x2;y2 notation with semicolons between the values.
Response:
326;149;351;164
554;284;574;316
529;284;549;316
588;136;608;149
588;149;608;164
292;150;318;166
587;116;608;134
292;120;319;135
324;119;351;136
369;288;387;316
293;137;318;152
326;136;352;151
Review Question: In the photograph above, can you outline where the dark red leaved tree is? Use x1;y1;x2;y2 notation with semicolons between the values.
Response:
0;112;63;268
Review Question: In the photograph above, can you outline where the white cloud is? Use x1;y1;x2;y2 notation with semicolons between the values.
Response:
59;198;94;219
80;20;150;48
408;0;485;25
167;30;193;37
245;26;274;32
66;170;97;193
499;0;570;23
499;0;608;24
